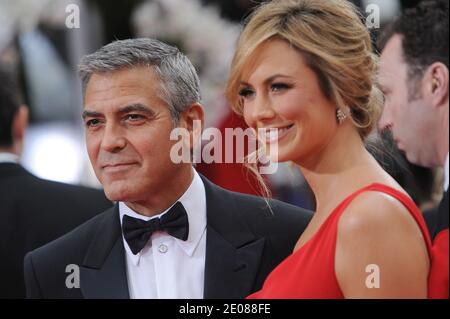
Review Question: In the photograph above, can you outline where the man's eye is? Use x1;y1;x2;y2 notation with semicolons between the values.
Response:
271;83;291;92
126;114;145;121
85;119;101;127
238;88;255;98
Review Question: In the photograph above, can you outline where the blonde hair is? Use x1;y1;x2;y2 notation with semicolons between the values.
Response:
226;0;383;138
225;0;383;198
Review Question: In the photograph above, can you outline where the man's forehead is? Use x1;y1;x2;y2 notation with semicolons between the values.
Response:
381;35;405;66
379;35;408;84
84;68;162;105
87;67;159;88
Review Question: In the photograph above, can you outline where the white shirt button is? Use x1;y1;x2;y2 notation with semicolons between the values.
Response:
158;244;168;254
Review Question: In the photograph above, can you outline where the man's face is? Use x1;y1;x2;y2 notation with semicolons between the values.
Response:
83;66;185;204
379;35;434;167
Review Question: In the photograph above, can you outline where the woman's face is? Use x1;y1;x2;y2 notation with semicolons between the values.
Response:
238;38;339;164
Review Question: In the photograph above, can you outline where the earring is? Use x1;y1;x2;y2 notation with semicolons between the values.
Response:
336;107;347;124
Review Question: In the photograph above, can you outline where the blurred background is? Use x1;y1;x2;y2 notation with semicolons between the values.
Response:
0;0;442;212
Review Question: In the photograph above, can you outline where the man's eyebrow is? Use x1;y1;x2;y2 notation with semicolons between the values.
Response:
118;103;155;116
239;74;295;87
82;110;102;119
81;104;156;119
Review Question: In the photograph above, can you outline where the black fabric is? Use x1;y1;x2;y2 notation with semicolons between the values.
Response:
437;190;449;234
425;190;449;240
122;202;189;255
24;174;313;299
0;163;112;298
435;190;449;239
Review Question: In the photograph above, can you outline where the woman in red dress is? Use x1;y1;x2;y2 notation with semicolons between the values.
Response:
225;0;432;298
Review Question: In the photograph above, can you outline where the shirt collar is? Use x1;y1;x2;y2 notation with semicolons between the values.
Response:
119;169;207;265
444;152;449;191
0;152;19;164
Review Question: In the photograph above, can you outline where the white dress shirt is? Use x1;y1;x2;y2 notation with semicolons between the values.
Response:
119;170;207;299
0;152;19;164
444;152;449;191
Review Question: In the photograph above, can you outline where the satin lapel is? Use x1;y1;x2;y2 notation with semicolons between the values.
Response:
203;226;265;299
79;205;130;299
201;176;265;299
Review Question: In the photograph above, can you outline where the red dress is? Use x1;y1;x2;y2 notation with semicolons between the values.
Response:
428;190;449;299
247;183;432;299
428;229;449;298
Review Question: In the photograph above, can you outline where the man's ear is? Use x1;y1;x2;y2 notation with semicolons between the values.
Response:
425;62;449;108
12;105;29;142
180;103;204;147
11;105;29;156
181;103;204;129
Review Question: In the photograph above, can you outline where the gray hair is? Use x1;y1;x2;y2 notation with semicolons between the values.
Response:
78;38;201;123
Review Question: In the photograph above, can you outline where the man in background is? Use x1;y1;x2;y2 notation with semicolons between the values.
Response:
378;0;448;298
0;65;112;298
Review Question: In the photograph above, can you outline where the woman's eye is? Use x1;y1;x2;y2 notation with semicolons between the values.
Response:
271;83;291;92
238;88;255;98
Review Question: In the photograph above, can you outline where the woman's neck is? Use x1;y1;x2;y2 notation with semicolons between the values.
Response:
296;124;377;215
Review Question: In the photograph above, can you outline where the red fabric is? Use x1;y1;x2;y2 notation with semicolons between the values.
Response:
247;183;432;299
428;229;449;299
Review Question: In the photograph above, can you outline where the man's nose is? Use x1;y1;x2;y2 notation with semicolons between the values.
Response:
100;123;126;152
378;105;393;133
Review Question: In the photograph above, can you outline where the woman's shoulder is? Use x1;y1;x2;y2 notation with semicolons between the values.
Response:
334;183;430;298
338;183;417;235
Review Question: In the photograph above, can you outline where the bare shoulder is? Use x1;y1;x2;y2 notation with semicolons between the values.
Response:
338;189;420;236
335;189;430;298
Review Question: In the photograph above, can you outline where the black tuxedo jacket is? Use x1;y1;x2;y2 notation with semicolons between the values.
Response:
428;190;449;240
24;175;312;299
0;163;112;298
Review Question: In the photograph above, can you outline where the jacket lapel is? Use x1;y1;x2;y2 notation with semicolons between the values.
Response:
79;205;130;299
201;176;265;299
77;176;265;299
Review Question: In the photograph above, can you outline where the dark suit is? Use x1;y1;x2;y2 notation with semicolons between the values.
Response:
24;175;312;299
431;190;449;240
0;162;112;298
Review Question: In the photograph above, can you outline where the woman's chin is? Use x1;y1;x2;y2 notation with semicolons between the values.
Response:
265;144;296;163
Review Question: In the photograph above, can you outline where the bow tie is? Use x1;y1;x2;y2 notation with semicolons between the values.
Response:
122;202;189;255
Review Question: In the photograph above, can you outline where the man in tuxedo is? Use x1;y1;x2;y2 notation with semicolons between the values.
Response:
378;0;448;298
0;65;112;298
24;38;312;299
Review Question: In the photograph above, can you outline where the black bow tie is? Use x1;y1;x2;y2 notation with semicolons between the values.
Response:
122;202;189;255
